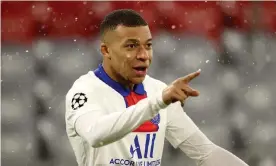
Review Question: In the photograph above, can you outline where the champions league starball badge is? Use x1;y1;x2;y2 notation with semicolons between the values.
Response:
71;93;88;110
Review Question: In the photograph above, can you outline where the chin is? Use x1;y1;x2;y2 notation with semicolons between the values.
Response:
130;76;146;84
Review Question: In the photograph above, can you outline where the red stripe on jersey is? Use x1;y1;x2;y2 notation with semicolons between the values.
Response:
125;92;159;132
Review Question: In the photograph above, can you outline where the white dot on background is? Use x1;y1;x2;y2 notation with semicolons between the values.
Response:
25;50;29;53
206;60;210;63
171;25;176;29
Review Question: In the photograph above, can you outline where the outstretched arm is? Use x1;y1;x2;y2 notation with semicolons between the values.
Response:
165;102;248;166
178;130;248;166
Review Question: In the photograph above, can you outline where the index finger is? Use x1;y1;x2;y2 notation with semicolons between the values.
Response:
181;69;201;83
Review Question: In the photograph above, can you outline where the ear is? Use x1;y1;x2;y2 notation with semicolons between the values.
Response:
100;43;111;59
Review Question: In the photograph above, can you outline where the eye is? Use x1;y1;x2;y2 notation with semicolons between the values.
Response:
146;43;152;48
126;44;137;49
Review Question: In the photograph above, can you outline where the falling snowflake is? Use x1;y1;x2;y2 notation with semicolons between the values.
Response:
206;60;209;63
171;25;176;29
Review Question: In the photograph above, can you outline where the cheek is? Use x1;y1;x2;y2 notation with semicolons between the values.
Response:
120;52;135;64
122;54;132;69
114;53;131;74
149;52;153;59
126;53;131;59
121;53;136;76
148;52;153;63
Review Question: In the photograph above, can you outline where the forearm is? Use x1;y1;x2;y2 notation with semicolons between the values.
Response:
198;145;248;166
178;130;248;166
76;93;167;148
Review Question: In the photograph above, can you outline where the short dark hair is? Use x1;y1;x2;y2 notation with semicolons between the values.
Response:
100;9;148;38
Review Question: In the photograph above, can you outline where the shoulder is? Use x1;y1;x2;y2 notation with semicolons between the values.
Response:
143;75;167;90
66;71;104;102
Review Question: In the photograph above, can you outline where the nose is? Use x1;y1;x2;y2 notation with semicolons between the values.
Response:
136;47;150;61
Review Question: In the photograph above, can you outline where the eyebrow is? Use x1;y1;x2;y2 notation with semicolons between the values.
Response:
124;38;152;43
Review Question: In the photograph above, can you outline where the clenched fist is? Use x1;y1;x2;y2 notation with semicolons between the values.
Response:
162;69;201;106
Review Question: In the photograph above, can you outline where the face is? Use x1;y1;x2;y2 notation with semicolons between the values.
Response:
101;25;153;85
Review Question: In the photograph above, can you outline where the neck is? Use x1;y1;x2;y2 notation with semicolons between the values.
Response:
102;61;134;90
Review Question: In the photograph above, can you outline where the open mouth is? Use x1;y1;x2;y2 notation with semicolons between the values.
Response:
133;67;147;71
133;66;147;76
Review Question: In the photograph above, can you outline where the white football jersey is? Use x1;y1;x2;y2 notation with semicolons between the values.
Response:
65;64;198;166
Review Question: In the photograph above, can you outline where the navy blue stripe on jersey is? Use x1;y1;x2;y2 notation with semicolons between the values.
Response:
94;64;146;97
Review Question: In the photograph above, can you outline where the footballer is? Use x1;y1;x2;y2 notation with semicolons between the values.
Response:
65;9;248;166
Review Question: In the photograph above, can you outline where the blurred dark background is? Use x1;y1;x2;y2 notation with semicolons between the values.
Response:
1;1;276;166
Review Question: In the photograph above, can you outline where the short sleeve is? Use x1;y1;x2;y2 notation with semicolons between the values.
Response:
165;102;199;148
65;87;105;130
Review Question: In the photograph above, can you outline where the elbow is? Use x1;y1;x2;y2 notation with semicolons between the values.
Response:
91;143;101;148
89;141;102;148
89;139;98;148
89;136;105;148
89;135;119;148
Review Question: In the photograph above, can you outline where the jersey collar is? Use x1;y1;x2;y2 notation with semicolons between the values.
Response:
94;64;146;97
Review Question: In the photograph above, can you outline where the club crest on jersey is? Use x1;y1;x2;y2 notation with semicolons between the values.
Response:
133;114;160;132
151;114;160;125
